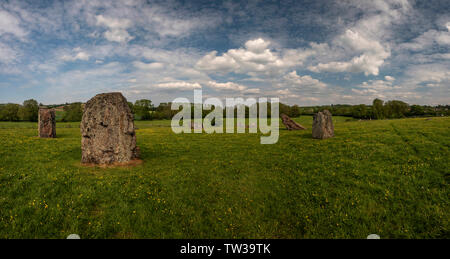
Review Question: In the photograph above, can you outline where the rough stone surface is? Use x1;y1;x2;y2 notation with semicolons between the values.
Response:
81;92;140;165
281;113;306;130
312;110;334;139
38;108;56;138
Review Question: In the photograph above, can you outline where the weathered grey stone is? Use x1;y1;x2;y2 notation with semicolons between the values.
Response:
312;110;334;139
281;113;306;130
38;108;56;138
81;92;140;165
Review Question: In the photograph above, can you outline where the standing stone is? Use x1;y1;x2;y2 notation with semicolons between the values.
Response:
281;113;306;130
312;110;334;139
81;92;140;165
38;108;56;138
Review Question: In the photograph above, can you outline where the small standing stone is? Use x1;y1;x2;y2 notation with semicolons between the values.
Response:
281;113;306;130
38;108;56;138
80;92;140;165
312;110;334;139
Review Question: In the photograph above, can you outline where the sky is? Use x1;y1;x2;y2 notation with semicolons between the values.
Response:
0;0;449;106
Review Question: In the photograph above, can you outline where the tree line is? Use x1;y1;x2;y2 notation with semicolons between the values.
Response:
292;99;449;119
1;98;448;122
0;100;40;122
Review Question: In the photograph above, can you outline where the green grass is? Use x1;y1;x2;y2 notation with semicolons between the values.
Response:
0;116;448;238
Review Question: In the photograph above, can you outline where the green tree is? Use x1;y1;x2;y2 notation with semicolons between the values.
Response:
290;105;301;117
352;104;370;119
409;105;425;116
372;98;385;119
384;100;409;118
18;99;39;121
134;99;153;120
0;103;20;121
62;102;83;122
127;102;134;113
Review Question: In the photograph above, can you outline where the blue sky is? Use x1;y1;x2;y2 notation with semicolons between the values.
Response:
0;0;449;105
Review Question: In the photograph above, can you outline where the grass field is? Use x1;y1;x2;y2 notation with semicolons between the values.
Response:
0;116;448;238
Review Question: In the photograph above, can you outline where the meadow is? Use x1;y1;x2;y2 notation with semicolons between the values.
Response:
0;116;448;238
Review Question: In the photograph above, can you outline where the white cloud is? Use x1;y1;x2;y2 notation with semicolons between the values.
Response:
305;0;413;77
350;76;424;102
243;88;260;94
385;75;395;81
308;30;390;76
96;15;134;43
276;89;292;96
133;4;221;39
96;15;132;30
196;50;239;72
0;9;27;39
206;81;247;91
133;61;165;70
404;64;450;87
244;38;271;53
399;28;450;51
129;46;203;66
154;81;202;90
359;79;399;91
196;38;311;75
104;29;134;43
0;42;18;64
284;71;327;88
60;51;90;62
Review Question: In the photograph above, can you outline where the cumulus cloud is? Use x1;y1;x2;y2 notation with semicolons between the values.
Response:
284;71;327;89
196;38;311;75
308;29;391;76
305;0;414;76
309;53;389;76
96;15;134;43
244;38;271;53
196;50;239;72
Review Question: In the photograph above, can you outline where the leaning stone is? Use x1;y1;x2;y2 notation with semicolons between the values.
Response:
80;92;140;165
281;113;306;130
312;110;334;139
38;108;56;138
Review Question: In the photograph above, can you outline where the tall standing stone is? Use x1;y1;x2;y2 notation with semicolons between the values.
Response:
38;108;56;138
312;110;334;139
80;92;140;165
